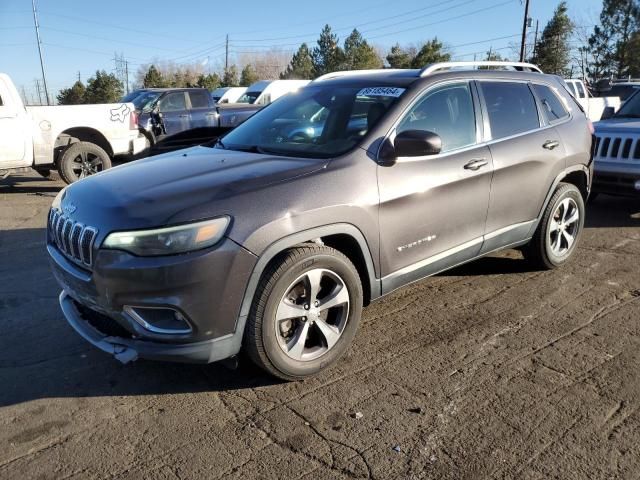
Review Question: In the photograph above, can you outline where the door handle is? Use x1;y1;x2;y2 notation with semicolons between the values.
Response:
178;114;189;118
464;158;488;171
543;140;560;150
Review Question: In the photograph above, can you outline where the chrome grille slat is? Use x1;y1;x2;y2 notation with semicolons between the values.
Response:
47;208;98;268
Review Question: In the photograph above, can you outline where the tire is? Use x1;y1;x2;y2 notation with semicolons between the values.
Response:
58;142;112;184
244;245;363;381
524;182;585;269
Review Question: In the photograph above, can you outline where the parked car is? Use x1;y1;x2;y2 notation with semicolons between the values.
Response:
592;89;640;196
211;87;247;104
564;78;621;121
0;73;145;183
235;79;310;106
123;88;217;141
594;79;640;102
48;62;593;380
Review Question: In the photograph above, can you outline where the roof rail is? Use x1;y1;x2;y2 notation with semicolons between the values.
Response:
420;61;543;77
312;69;408;82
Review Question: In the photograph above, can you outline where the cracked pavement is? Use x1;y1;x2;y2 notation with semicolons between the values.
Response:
1;173;639;479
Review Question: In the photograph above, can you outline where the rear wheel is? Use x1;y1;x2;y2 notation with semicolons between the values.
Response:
58;142;111;184
524;183;584;269
244;245;363;381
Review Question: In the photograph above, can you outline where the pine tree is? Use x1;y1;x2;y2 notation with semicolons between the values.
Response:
343;29;382;70
142;65;167;88
240;64;259;86
56;81;86;105
84;70;123;103
410;38;451;68
588;0;640;78
386;44;415;69
312;25;345;76
197;73;221;90
532;1;574;76
281;43;315;79
222;65;240;87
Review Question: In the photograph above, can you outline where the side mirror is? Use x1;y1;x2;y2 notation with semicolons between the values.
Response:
395;130;442;157
601;106;615;120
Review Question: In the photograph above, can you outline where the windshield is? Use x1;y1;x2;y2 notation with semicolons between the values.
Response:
614;90;640;118
217;85;404;158
236;91;261;104
610;85;639;101
132;91;162;112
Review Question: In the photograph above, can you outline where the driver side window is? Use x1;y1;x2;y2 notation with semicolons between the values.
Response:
397;82;476;153
159;92;187;112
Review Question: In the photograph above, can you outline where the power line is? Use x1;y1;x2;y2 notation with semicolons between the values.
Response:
232;0;476;43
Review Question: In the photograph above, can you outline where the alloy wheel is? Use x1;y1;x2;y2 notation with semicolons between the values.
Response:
274;268;350;362
549;197;580;256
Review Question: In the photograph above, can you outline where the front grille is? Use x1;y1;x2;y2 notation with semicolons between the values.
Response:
48;209;98;268
594;134;640;163
73;300;132;339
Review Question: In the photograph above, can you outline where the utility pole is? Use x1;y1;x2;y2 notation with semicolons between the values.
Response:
225;34;229;73
31;0;50;105
519;0;531;62
125;60;129;94
34;79;43;105
532;19;539;60
21;85;28;105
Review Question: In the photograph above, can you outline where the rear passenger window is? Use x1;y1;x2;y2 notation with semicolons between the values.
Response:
481;82;539;140
576;82;586;98
189;90;210;109
532;84;569;123
397;82;476;152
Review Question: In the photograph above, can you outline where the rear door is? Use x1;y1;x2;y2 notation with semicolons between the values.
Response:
378;81;493;290
158;91;189;135
187;90;216;128
478;80;566;252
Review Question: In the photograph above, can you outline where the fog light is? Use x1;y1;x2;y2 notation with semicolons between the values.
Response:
635;180;640;191
124;306;192;335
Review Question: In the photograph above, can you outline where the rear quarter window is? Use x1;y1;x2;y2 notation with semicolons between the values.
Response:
480;81;540;140
532;84;569;123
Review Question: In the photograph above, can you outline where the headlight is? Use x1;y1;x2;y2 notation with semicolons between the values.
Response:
102;217;230;256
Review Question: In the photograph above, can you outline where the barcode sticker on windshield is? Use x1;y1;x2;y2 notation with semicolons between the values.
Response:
357;87;405;98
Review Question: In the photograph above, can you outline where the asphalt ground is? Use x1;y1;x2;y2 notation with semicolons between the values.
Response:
1;172;639;479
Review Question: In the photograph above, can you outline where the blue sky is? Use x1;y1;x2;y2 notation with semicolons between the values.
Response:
1;0;602;103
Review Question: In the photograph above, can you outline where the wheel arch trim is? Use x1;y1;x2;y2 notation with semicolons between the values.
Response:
529;165;590;237
234;224;380;336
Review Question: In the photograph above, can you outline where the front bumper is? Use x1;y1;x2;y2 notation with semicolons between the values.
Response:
593;161;640;196
59;291;238;363
49;237;257;363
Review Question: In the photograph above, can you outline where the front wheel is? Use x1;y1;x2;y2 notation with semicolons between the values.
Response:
244;245;363;381
58;141;112;184
524;183;585;269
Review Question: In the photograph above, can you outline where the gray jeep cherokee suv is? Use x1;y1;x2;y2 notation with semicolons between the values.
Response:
48;62;593;380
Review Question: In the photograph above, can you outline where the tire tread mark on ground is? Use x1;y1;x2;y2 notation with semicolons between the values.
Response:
506;295;639;366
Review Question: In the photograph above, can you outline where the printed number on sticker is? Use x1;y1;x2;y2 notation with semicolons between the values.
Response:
357;87;405;98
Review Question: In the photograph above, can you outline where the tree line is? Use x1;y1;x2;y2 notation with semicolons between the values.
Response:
57;0;640;104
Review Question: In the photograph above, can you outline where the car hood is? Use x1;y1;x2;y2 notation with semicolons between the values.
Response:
595;117;640;134
59;146;327;233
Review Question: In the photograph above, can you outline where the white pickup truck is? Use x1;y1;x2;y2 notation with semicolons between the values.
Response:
0;73;146;184
564;78;621;121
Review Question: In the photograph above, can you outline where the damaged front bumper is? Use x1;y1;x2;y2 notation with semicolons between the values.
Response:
59;290;241;364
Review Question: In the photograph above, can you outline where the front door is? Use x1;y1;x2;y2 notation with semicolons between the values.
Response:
378;81;493;293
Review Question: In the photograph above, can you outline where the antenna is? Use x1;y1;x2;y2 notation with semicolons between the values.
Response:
31;0;50;105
